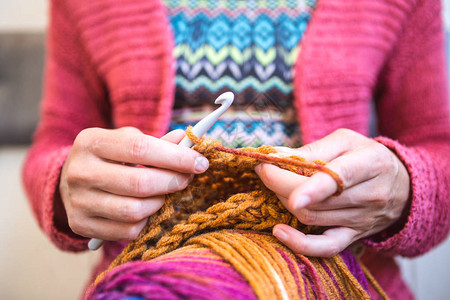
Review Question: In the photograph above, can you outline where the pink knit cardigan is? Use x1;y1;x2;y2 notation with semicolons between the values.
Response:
23;0;450;298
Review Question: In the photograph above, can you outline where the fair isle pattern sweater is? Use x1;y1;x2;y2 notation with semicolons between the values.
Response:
165;0;315;148
23;0;450;299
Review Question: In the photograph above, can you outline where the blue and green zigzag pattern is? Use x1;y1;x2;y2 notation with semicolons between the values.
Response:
164;0;315;147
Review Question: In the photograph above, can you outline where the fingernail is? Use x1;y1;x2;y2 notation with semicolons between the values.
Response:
194;156;209;173
273;228;288;242
254;164;262;173
294;195;310;210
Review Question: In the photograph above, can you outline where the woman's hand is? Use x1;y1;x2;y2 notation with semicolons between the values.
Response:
59;127;209;242
255;128;410;257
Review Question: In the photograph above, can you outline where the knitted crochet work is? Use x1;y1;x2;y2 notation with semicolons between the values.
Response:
90;127;386;299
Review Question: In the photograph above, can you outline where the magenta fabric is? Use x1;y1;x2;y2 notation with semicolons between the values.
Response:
22;0;450;299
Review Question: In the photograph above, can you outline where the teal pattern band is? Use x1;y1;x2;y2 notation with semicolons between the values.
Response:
165;0;315;148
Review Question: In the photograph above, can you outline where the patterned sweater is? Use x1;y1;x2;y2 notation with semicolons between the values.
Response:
165;0;312;148
22;0;450;299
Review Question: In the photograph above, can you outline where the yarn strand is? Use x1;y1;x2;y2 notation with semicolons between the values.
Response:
90;127;386;300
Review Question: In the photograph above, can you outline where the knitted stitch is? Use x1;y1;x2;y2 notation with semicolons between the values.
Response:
89;128;386;299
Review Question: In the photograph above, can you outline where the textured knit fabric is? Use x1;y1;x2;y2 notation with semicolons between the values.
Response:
165;0;314;148
22;0;450;299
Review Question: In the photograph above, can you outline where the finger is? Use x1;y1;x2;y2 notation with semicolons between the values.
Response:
84;192;165;223
85;129;208;174
115;126;143;134
276;128;362;161
289;149;380;209
273;224;358;257
305;180;374;211
255;163;308;199
71;216;148;241
160;129;186;144
115;128;186;144
273;181;372;226
294;207;366;227
88;160;193;197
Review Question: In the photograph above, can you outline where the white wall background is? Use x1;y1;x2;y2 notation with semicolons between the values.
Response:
0;1;449;299
444;0;450;28
0;0;47;32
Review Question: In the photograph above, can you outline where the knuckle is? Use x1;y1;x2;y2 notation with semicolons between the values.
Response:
76;128;101;150
122;201;144;222
300;143;316;155
342;195;357;208
370;194;389;209
64;167;78;184
89;136;102;154
376;185;393;201
129;172;151;196
298;209;317;225
65;165;87;186
174;151;187;170
371;155;385;176
337;164;353;186
291;241;306;254
382;188;394;202
178;174;191;190
325;243;340;257
367;216;378;228
386;152;400;174
258;164;271;181
67;194;82;210
334;128;353;138
167;174;191;193
119;126;142;134
129;136;150;160
67;215;85;236
126;224;144;240
259;165;278;186
372;145;391;172
74;128;92;145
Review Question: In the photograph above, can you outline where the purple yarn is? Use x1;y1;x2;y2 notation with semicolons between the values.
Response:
87;252;257;300
340;249;369;291
88;246;371;299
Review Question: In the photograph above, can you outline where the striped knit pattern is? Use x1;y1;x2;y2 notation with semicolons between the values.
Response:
165;0;315;147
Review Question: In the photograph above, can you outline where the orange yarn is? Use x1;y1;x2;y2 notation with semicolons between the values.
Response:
93;127;387;299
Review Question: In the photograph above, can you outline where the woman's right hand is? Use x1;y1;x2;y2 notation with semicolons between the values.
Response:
59;127;209;242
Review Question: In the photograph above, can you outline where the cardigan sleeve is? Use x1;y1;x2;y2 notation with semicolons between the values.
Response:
22;0;110;251
363;0;450;257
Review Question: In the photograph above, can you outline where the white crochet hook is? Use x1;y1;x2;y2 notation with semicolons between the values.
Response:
88;92;234;250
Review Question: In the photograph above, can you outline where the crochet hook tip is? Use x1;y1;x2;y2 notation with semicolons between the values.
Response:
88;92;234;250
178;92;234;148
214;91;234;106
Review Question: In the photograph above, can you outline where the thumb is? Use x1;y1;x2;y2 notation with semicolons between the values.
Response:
276;129;361;162
273;224;357;257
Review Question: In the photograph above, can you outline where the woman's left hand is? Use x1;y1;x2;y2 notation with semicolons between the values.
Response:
255;128;411;257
